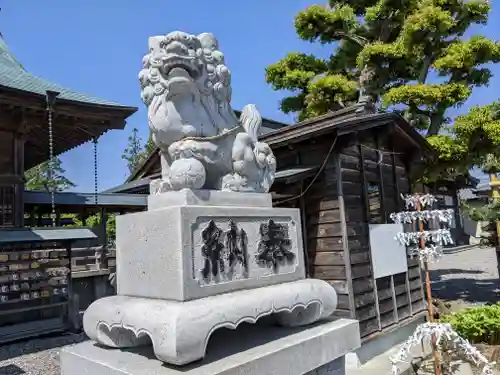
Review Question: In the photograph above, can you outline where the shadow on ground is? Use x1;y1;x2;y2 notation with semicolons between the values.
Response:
0;364;25;375
431;268;485;278
0;333;86;362
430;269;500;304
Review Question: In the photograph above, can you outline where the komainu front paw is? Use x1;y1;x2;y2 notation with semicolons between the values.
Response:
169;158;207;190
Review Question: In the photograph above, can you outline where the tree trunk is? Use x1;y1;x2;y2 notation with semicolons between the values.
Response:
357;64;377;108
427;112;445;136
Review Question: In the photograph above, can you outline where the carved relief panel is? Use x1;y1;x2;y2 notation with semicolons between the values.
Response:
192;217;299;285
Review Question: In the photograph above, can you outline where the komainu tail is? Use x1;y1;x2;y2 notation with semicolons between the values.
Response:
240;104;262;143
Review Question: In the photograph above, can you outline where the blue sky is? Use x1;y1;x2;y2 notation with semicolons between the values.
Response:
3;0;499;191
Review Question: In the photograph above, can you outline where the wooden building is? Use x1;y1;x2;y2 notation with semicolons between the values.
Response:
0;34;137;342
123;104;433;340
0;34;137;228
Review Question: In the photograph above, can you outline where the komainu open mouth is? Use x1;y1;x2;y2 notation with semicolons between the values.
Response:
162;55;199;79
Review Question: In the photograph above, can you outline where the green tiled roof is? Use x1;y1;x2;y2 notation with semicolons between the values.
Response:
0;36;126;107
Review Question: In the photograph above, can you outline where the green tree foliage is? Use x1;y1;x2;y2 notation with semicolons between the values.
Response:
25;157;76;192
427;101;500;180
67;213;116;243
145;131;156;155
122;127;145;174
428;102;500;179
265;0;500;151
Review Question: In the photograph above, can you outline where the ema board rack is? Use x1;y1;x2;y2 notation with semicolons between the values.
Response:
0;228;96;344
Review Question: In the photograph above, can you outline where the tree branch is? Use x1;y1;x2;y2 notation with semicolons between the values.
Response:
334;31;368;46
411;105;431;117
418;56;434;84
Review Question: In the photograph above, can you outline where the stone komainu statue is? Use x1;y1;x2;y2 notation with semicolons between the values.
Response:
139;31;276;193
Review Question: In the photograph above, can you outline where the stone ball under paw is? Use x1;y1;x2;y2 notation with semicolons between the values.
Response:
169;158;206;190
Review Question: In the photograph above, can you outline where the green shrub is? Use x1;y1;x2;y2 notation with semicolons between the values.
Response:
65;213;116;242
440;303;500;344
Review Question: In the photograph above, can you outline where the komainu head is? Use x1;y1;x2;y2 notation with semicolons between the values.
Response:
139;31;239;149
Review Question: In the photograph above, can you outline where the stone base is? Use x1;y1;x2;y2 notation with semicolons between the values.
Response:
62;318;360;375
83;279;337;365
147;188;273;210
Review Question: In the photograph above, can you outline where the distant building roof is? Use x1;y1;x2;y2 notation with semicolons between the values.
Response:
0;36;129;107
458;183;491;200
24;190;147;213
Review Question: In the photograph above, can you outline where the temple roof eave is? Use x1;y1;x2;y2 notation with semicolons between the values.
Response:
0;83;138;117
0;35;136;113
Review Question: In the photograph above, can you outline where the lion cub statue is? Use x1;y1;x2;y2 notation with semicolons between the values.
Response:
139;31;276;194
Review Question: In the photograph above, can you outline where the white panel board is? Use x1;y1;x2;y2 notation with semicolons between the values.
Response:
369;223;408;279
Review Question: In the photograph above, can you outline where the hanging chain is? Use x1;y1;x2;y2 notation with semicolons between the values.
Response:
93;137;98;205
46;97;56;227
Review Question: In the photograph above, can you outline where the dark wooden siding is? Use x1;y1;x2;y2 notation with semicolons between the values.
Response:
303;140;354;318
338;131;426;338
339;143;379;335
306;167;352;318
271;139;353;318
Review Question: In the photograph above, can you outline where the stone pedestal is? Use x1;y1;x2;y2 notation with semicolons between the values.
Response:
80;189;344;367
116;195;305;301
62;318;360;375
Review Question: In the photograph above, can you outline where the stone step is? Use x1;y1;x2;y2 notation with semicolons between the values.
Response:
346;343;497;375
347;342;431;375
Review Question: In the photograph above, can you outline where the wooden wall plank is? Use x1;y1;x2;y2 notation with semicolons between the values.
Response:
335;154;363;318
311;251;345;266
355;142;381;335
308;237;344;252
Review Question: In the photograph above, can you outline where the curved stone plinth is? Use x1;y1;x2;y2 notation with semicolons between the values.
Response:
83;279;337;366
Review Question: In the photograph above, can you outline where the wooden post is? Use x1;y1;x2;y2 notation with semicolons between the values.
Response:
29;209;35;228
55;208;61;227
416;199;441;375
82;210;88;227
14;131;25;228
359;143;382;330
489;174;500;272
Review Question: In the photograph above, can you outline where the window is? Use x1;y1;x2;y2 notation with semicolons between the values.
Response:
367;181;383;224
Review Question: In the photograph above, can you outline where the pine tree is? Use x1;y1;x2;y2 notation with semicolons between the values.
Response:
122;128;145;174
25;157;76;192
145;131;155;155
265;0;500;176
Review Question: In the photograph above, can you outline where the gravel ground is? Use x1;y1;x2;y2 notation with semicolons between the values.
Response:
0;333;86;375
428;245;500;311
